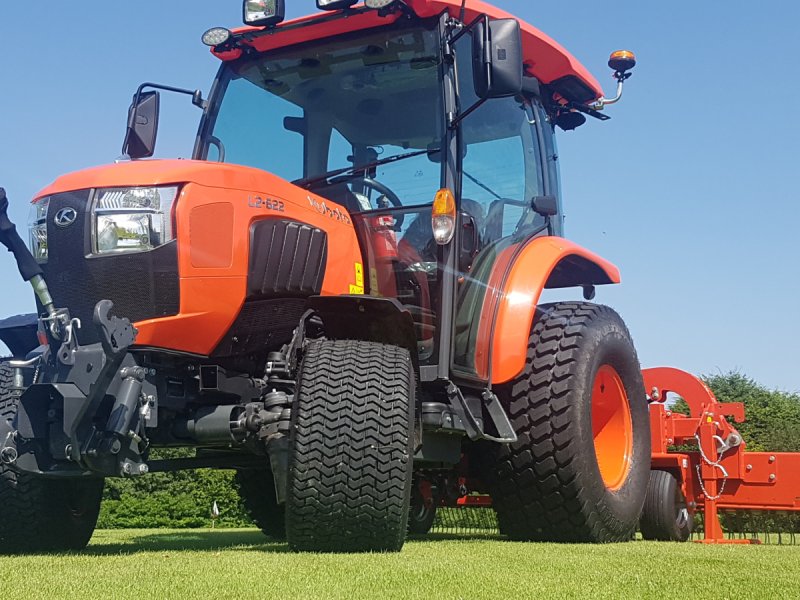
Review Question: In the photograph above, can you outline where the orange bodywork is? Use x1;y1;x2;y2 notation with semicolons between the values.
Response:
476;236;620;384
37;160;363;356
216;0;603;102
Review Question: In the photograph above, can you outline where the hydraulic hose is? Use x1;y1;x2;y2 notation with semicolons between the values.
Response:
0;188;55;315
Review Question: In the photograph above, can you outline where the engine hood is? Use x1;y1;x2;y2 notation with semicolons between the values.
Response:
35;159;287;200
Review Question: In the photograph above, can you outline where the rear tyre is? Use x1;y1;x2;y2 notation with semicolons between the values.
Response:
286;340;414;552
640;470;692;541
487;302;650;542
0;363;104;553
235;468;285;540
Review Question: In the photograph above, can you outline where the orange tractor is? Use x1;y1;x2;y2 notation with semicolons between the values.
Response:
0;0;653;552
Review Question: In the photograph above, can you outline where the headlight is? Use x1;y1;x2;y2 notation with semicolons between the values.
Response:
92;186;180;255
365;0;398;8
28;197;50;263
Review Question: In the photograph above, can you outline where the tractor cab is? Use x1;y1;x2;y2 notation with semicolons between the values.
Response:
184;0;631;385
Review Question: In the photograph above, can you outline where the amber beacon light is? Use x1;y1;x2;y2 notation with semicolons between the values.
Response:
608;50;636;74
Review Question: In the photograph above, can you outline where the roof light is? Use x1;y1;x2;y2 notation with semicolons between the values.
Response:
317;0;357;10
243;0;285;27
365;0;398;9
590;49;637;110
608;50;636;74
201;27;231;47
431;189;457;245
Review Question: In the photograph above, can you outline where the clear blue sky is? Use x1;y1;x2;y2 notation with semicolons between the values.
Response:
1;1;798;391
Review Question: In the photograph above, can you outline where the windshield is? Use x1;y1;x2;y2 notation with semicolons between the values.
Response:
201;24;445;208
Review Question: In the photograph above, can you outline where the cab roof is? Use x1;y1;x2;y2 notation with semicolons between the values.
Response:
212;0;603;103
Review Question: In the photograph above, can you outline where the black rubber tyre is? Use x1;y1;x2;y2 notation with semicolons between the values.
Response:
286;340;414;553
235;468;286;540
0;363;104;553
640;470;692;541
487;302;650;542
408;485;437;535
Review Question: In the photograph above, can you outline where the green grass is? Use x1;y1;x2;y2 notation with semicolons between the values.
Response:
1;529;799;599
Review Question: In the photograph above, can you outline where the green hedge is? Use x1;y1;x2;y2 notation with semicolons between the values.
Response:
98;450;253;529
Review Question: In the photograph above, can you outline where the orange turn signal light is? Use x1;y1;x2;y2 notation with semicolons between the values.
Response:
608;50;636;73
432;188;456;245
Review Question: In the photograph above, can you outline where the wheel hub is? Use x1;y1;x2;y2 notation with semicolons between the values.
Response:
591;364;633;491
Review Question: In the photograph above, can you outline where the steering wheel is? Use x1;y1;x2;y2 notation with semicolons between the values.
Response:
356;177;405;229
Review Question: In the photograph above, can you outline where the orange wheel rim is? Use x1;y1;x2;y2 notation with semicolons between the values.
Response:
591;364;633;491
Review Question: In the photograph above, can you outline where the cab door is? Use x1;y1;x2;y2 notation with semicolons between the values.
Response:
449;35;550;381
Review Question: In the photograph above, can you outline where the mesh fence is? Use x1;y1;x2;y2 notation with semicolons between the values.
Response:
690;512;800;545
429;506;499;537
429;506;800;544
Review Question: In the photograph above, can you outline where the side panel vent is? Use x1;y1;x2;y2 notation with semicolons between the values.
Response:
248;219;327;299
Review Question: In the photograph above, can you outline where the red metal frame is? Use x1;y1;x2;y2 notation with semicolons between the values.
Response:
445;366;800;544
644;367;800;544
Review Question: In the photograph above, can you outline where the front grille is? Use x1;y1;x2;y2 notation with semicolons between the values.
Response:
41;190;180;344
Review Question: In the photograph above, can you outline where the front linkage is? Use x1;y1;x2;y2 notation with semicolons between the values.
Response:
0;186;149;477
0;188;292;484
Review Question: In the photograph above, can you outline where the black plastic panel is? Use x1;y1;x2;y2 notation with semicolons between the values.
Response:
248;219;327;299
211;298;307;357
42;191;180;344
0;313;39;358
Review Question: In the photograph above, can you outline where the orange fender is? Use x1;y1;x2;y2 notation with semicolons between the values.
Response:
481;236;620;384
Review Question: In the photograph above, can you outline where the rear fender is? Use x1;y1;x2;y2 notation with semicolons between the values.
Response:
484;236;620;384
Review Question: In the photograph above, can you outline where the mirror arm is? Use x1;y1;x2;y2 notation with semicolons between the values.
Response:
133;82;207;110
448;96;488;129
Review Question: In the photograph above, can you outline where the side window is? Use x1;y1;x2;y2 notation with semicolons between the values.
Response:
461;99;537;243
454;35;543;245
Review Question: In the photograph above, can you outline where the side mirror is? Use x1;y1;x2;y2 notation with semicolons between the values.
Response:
123;90;160;160
532;195;558;217
472;18;523;99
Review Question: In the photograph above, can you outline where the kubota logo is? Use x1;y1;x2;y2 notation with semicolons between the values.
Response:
308;196;351;225
54;207;78;228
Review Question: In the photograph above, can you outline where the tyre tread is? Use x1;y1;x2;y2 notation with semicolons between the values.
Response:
286;340;413;552
490;302;647;543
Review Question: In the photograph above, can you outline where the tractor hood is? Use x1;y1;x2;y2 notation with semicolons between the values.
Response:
35;159;286;201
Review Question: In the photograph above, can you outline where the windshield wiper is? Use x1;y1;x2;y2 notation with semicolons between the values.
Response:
294;149;430;188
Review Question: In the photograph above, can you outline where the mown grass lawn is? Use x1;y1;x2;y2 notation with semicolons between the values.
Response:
0;529;798;599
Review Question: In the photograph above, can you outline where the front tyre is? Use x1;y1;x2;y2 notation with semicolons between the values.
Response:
0;363;104;553
286;340;414;552
488;302;650;542
235;468;286;540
